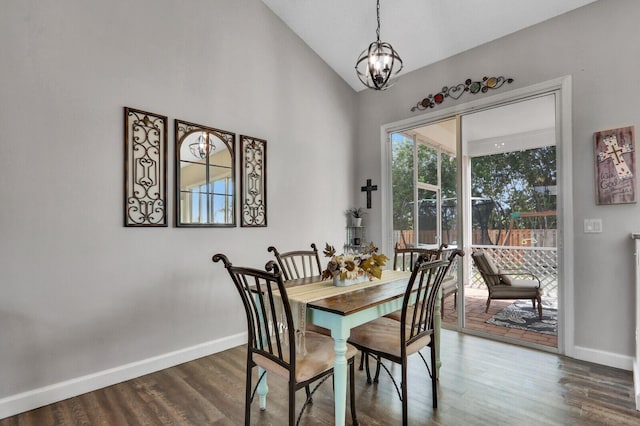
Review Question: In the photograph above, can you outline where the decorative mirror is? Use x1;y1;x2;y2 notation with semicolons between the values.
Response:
175;120;236;227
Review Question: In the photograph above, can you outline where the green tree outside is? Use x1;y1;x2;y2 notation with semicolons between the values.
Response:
392;133;556;245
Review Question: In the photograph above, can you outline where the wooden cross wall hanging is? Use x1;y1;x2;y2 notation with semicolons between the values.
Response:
361;179;378;209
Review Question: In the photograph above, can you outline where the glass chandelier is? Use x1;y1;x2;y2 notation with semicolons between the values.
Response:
355;0;403;90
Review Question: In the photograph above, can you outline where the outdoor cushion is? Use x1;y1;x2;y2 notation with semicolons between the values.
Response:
474;251;501;286
490;284;540;298
500;272;512;285
509;278;539;288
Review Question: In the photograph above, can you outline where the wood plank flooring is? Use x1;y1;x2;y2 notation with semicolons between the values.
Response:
2;330;639;425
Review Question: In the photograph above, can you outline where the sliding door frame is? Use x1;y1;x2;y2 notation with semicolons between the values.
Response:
380;76;573;355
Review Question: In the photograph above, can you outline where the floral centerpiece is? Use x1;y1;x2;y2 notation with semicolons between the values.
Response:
321;242;389;284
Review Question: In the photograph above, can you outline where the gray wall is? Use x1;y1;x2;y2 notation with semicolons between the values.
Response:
0;0;356;409
355;0;639;362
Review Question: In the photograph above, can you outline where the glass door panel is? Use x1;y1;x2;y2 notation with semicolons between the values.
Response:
462;93;558;349
417;144;438;185
417;187;438;246
391;133;416;247
441;151;457;246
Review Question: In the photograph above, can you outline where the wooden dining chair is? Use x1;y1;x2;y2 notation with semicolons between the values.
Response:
347;250;464;425
268;243;333;402
391;243;457;320
388;243;446;319
358;243;448;379
212;253;359;426
439;247;460;319
268;243;330;338
392;242;445;271
267;243;322;281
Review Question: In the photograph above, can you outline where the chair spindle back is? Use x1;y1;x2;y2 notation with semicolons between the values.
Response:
268;243;322;280
213;254;296;370
401;250;464;349
393;242;447;271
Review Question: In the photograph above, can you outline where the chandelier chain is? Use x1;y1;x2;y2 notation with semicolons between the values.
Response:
376;0;381;42
355;0;403;90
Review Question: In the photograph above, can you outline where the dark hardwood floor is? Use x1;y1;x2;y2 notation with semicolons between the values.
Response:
2;330;639;425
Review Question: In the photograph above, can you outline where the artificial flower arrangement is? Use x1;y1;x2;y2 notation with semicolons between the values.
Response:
320;242;389;281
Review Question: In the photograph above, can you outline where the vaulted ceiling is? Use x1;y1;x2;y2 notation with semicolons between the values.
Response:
262;0;597;91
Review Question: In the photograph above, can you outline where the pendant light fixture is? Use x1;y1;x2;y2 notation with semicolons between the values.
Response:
355;0;403;90
189;131;215;159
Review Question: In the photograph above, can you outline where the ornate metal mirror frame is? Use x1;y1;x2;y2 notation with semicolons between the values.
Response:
175;120;236;227
240;135;267;227
124;107;168;227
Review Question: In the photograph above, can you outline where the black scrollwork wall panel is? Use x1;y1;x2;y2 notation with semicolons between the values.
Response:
124;107;168;227
240;135;267;227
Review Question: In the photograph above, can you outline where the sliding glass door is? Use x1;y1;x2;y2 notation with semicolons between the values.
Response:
388;92;560;351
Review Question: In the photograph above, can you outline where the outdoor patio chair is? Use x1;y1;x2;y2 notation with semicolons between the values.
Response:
471;250;542;319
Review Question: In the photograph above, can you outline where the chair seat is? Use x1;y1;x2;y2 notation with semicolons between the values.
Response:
384;305;415;322
349;317;431;359
442;278;457;295
386;278;458;322
508;278;539;288
254;331;358;383
491;280;540;298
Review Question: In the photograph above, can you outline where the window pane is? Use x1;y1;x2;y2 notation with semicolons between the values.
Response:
213;179;225;194
213;194;233;224
417;143;438;185
418;188;437;246
470;146;557;246
391;133;415;247
441;152;457;246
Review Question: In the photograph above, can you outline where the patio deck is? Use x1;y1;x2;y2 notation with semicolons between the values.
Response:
441;286;557;348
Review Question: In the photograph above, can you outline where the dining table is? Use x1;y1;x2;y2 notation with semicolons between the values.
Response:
256;270;443;426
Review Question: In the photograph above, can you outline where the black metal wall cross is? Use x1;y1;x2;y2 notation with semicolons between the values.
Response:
361;179;378;209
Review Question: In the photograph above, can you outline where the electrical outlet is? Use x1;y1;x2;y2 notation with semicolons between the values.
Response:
584;218;603;233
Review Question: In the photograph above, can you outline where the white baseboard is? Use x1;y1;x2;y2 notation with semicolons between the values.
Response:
634;358;640;411
0;332;247;420
572;345;633;371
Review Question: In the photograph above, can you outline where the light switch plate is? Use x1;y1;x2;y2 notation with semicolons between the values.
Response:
584;218;603;233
